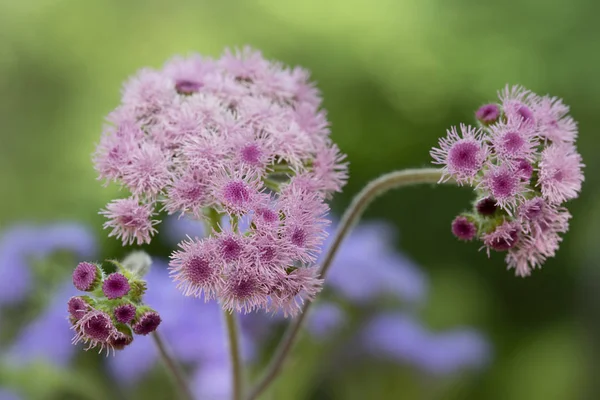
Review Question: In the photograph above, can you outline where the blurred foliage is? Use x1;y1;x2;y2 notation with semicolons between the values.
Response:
1;0;599;399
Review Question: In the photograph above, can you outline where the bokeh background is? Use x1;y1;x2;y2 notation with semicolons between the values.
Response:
1;0;599;399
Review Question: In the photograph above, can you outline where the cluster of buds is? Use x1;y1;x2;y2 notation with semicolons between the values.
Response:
431;85;584;276
93;47;347;315
68;256;161;353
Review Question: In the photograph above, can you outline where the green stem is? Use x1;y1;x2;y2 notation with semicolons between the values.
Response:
204;207;245;400
225;310;244;400
246;168;445;400
152;332;194;400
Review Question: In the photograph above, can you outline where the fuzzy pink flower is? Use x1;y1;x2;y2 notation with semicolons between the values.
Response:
221;266;269;314
310;144;349;196
499;85;537;125
490;120;538;163
280;187;330;263
163;169;210;218
505;228;563;277
100;198;159;245
538;144;584;204
482;221;521;255
121;143;172;197
534;95;578;143
169;238;223;299
479;165;528;211
268;266;323;317
430;124;487;184
518;197;571;235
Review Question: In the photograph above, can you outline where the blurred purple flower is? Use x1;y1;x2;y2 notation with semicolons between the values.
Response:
1;223;97;366
306;302;346;339
108;259;255;384
323;220;427;304
0;389;21;400
0;223;97;305
360;313;491;375
191;360;231;400
6;284;78;367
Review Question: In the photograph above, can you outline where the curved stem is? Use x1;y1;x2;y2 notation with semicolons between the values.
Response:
225;310;244;400
247;168;444;400
152;331;194;400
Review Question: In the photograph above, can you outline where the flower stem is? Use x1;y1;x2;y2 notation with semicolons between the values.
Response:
204;207;245;400
152;331;194;400
225;310;244;400
246;168;445;400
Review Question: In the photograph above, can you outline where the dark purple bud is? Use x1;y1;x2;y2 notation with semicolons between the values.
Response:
175;79;202;95
476;104;500;124
451;216;477;241
476;197;498;216
102;273;131;299
67;296;90;321
72;262;101;291
133;311;162;335
114;303;137;324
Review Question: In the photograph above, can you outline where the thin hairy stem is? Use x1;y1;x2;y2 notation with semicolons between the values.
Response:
152;331;194;400
247;168;445;400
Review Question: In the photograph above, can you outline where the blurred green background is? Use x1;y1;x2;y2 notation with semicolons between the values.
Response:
1;0;599;399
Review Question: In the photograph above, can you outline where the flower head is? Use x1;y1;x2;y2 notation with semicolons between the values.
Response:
169;238;223;299
431;84;583;276
102;273;131;299
451;216;477;241
72;310;117;353
430;124;487;184
100;198;159;245
72;262;101;291
133;310;162;335
94;47;346;248
538;144;584;204
475;104;500;125
114;303;137;324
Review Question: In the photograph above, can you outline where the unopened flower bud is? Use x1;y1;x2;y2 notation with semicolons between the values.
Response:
72;262;102;292
133;308;162;335
451;216;477;241
102;273;131;299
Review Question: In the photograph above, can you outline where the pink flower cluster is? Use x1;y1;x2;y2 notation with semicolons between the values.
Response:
170;184;327;316
94;47;347;246
69;261;161;353
93;47;347;315
431;85;584;277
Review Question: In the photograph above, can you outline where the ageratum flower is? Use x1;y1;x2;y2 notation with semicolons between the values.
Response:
67;258;161;354
94;47;348;315
431;85;584;276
